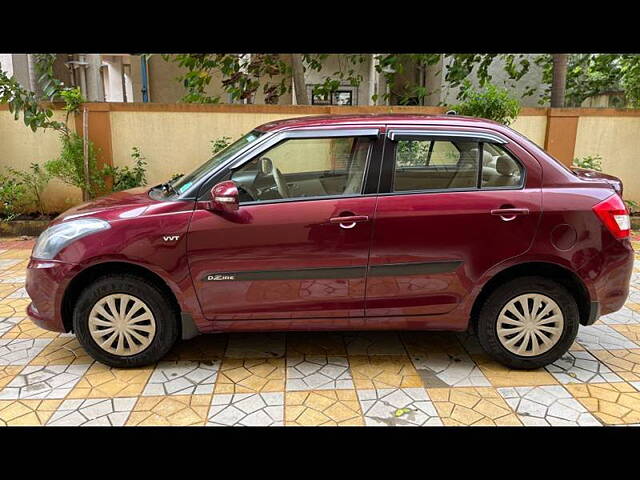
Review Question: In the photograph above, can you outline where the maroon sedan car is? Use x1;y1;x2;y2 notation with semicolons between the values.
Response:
25;114;634;369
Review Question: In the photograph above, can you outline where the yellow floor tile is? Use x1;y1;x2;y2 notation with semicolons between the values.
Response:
0;298;30;318
29;336;93;365
2;317;59;339
472;354;557;387
0;365;22;390
285;390;363;426
428;387;522;426
0;399;62;426
350;355;423;390
214;357;285;394
126;395;210;426
611;325;640;344
566;383;640;425
591;349;640;382
68;363;153;398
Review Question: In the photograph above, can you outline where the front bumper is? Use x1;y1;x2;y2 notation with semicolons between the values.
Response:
25;259;78;333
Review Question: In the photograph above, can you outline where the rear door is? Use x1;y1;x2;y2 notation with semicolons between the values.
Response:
365;127;542;318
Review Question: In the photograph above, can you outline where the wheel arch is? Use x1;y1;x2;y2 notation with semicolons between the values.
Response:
61;261;185;335
469;261;592;331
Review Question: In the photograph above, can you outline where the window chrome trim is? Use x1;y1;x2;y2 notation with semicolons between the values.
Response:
387;129;508;144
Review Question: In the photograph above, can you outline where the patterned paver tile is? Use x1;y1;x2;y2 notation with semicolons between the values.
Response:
164;335;227;361
207;392;284;426
0;399;62;425
47;397;137;426
472;354;557;387
632;381;640;392
6;287;28;299
0;298;29;316
358;387;442;426
214;357;285;394
286;332;347;355
611;325;640;344
402;333;490;388
225;333;285;358
1;318;59;339
0;285;23;300
0;317;22;337
576;325;639;350
29;336;93;365
0;364;90;399
68;363;153;398
0;259;21;271
600;307;640;325
566;382;640;425
344;331;406;355
497;385;601;426
350;355;422;390
591;349;640;383
142;360;220;396
286;390;363;426
126;395;211;426
545;350;623;384
286;355;353;391
0;365;22;390
428;386;522;426
0;338;52;365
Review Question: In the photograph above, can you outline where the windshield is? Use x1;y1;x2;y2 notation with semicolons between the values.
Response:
169;130;265;195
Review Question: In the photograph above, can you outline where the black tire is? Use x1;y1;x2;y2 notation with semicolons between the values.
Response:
476;276;579;370
73;274;179;368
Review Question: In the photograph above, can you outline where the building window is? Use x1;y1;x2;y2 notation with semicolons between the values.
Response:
308;85;357;106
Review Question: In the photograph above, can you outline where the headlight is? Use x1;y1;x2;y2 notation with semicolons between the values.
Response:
32;218;110;260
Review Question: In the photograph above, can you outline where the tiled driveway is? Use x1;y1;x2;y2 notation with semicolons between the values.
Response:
1;235;640;426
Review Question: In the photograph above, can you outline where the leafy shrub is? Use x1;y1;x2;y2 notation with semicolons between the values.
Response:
451;83;521;126
102;147;148;192
572;155;603;172
45;132;103;198
7;163;51;215
0;172;28;221
211;136;232;157
625;200;639;215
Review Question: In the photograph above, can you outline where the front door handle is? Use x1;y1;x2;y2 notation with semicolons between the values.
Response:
491;208;530;221
329;215;370;229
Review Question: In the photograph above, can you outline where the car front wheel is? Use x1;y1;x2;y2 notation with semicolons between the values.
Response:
476;276;580;370
73;274;179;368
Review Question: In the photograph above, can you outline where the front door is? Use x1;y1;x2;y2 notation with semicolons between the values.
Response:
366;130;542;318
187;131;381;321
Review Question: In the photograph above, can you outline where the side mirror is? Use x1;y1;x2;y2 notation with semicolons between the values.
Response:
209;180;239;212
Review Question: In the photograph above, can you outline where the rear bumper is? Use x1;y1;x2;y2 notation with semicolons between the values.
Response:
25;259;78;333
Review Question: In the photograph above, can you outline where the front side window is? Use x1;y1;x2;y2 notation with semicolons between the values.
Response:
393;139;480;192
231;136;372;203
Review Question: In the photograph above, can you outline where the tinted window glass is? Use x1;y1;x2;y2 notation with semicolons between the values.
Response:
231;137;372;203
481;143;524;188
393;139;480;192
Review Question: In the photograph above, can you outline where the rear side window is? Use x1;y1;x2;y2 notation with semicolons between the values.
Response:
481;143;524;189
392;138;524;192
393;139;480;192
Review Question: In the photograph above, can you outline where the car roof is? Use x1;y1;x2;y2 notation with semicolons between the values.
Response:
255;113;503;132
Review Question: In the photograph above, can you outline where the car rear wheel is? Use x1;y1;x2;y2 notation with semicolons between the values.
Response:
73;274;179;368
476;276;579;369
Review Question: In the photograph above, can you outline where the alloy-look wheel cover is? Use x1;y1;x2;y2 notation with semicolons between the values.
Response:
88;294;157;357
496;293;565;357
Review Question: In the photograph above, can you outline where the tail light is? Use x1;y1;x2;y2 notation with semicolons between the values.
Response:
592;194;630;239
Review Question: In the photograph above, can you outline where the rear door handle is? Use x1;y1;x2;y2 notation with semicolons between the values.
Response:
491;208;529;221
329;215;369;229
